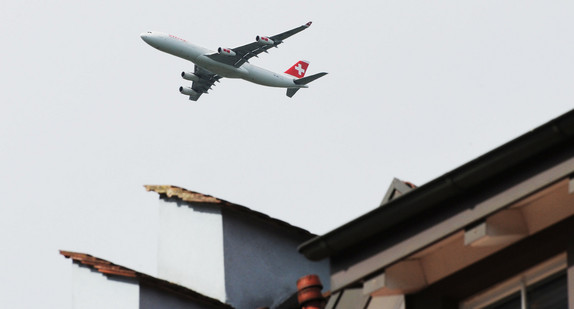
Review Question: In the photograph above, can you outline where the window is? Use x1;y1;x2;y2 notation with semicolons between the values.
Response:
461;254;568;309
483;272;567;309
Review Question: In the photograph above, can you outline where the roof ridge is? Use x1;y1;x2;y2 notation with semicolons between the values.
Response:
145;185;225;204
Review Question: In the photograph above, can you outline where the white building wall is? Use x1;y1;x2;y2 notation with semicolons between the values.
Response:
157;199;226;302
222;210;331;309
71;263;139;309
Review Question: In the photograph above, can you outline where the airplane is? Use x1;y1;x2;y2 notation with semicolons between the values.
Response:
140;21;327;101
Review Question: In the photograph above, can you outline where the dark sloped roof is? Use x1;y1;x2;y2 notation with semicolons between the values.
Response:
145;185;313;238
299;109;574;261
60;250;233;309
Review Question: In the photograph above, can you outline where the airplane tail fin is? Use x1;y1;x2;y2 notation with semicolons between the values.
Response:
286;72;328;98
285;60;310;78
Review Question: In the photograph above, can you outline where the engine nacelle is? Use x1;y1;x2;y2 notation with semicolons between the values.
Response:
179;86;199;96
256;35;274;45
218;47;236;56
181;71;200;82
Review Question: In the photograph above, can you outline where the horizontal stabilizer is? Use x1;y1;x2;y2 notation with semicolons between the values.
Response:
286;72;327;98
286;88;301;98
294;72;328;85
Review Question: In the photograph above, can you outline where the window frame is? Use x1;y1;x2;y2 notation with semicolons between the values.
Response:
460;253;567;309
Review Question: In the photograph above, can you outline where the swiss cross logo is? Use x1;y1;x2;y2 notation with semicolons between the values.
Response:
285;61;309;78
294;63;305;76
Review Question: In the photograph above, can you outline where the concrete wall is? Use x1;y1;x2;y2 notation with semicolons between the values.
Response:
222;210;330;309
157;199;226;302
71;263;139;309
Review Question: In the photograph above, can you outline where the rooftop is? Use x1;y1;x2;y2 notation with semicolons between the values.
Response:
299;109;574;261
145;185;314;238
60;250;233;309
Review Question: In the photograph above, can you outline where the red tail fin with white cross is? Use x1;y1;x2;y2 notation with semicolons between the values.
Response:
285;60;309;78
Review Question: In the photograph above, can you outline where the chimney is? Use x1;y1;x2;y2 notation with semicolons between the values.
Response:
297;275;326;309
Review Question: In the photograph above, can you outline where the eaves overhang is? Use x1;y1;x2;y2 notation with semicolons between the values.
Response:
298;109;574;261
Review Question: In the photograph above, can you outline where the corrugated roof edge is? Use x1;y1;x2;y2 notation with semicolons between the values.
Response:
299;109;574;261
144;185;314;238
59;250;234;309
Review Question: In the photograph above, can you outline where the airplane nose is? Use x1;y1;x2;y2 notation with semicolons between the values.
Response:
140;32;152;43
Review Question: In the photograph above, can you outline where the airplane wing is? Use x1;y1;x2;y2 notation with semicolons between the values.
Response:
184;66;222;101
207;22;313;68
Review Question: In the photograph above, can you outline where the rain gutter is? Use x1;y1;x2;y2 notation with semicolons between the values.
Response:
298;109;574;261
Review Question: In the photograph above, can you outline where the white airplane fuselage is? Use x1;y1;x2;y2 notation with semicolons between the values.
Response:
140;32;307;89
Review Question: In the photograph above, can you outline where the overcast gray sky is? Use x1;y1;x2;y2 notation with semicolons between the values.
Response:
1;1;573;307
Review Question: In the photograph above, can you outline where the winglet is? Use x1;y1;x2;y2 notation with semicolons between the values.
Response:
305;21;312;28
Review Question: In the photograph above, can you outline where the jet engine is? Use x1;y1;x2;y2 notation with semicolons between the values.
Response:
218;47;236;56
256;36;274;45
179;86;199;96
181;71;200;82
